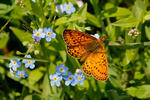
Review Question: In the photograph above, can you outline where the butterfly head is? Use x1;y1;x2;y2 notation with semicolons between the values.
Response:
100;36;106;41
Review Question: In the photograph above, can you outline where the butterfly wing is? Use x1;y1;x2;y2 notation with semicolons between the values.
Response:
82;45;108;80
63;29;108;81
63;29;97;58
67;46;87;58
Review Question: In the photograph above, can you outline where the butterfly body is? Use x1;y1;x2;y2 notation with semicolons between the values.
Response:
63;29;108;81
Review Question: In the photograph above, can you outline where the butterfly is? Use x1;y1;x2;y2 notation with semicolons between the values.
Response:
63;29;108;81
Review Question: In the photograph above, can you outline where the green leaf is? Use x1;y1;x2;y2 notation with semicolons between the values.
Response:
145;26;150;40
59;50;66;63
144;11;150;22
132;0;144;19
0;66;5;74
89;0;100;15
127;85;150;99
87;12;101;28
0;32;9;49
104;3;115;10
69;13;86;23
134;72;145;80
126;49;138;62
55;13;86;26
55;17;68;26
107;89;131;100
121;49;138;66
42;73;51;98
7;75;41;93
145;58;150;79
10;6;28;20
10;27;32;42
66;54;81;73
28;67;44;85
30;2;43;18
112;16;138;27
77;3;87;19
106;7;132;17
122;53;130;66
109;76;122;89
23;0;32;10
24;95;41;100
0;4;14;15
49;62;56;74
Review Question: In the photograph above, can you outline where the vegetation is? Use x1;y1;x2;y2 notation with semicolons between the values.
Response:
0;0;150;100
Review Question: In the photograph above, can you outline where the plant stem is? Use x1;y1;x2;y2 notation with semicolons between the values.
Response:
108;41;150;48
0;17;12;33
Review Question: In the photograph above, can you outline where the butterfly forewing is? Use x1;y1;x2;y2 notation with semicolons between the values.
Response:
63;29;97;58
63;29;97;46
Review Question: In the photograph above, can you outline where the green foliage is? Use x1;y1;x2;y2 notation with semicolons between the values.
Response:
127;85;150;99
0;0;150;100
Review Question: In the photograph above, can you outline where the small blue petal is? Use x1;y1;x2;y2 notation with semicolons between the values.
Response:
56;81;61;87
30;64;35;69
80;81;84;85
65;81;71;86
50;81;55;86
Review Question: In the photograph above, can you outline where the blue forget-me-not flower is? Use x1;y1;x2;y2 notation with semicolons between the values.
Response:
9;59;21;71
15;70;28;78
22;55;35;69
74;71;85;85
63;71;77;86
56;5;64;14
63;3;76;15
32;28;45;42
56;64;68;75
49;72;62;87
43;27;56;42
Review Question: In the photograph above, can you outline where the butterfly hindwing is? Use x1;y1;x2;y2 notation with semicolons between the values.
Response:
83;45;108;80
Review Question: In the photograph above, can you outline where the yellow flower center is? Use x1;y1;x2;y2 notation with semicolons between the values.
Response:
20;73;24;77
59;68;64;72
47;32;51;36
13;61;17;65
69;77;72;80
57;8;61;12
27;60;31;64
67;6;71;10
78;76;82;81
54;77;57;81
36;33;40;37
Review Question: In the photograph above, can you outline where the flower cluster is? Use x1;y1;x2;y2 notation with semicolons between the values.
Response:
55;3;76;15
76;0;83;8
128;28;140;37
49;64;85;87
9;54;35;78
32;27;56;42
15;0;24;8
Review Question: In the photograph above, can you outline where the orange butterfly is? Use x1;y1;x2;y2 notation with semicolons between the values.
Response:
63;29;108;81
